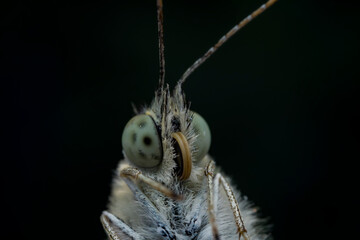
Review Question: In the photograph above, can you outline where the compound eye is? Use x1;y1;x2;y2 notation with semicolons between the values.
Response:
191;112;211;161
122;114;162;168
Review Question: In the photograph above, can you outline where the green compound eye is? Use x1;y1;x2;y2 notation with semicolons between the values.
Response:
191;112;211;161
121;114;162;168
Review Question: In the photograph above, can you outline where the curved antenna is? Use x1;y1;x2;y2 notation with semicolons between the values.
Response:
157;0;165;89
176;0;278;87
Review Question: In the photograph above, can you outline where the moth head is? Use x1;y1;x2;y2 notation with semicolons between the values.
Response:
121;100;211;181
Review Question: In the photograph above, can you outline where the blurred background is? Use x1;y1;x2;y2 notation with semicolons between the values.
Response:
2;0;359;239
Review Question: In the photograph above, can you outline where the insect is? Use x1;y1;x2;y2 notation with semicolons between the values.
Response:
101;0;277;239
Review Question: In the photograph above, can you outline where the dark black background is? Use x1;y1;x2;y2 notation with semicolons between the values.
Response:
2;0;359;239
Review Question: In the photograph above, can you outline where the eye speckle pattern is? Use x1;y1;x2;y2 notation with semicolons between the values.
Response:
122;114;163;168
143;136;152;146
138;121;146;128
138;150;146;158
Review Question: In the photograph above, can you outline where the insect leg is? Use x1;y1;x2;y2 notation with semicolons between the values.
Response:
122;178;177;240
205;160;220;240
100;210;144;240
120;167;181;200
213;173;250;240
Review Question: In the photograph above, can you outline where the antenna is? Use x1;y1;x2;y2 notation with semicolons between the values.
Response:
157;0;165;89
176;0;278;87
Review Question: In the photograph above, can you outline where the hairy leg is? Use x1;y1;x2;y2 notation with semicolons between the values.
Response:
205;160;249;240
120;167;181;200
122;178;176;240
205;160;220;240
213;173;249;240
100;211;144;240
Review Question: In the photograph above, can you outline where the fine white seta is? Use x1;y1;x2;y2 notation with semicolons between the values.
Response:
101;0;278;239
